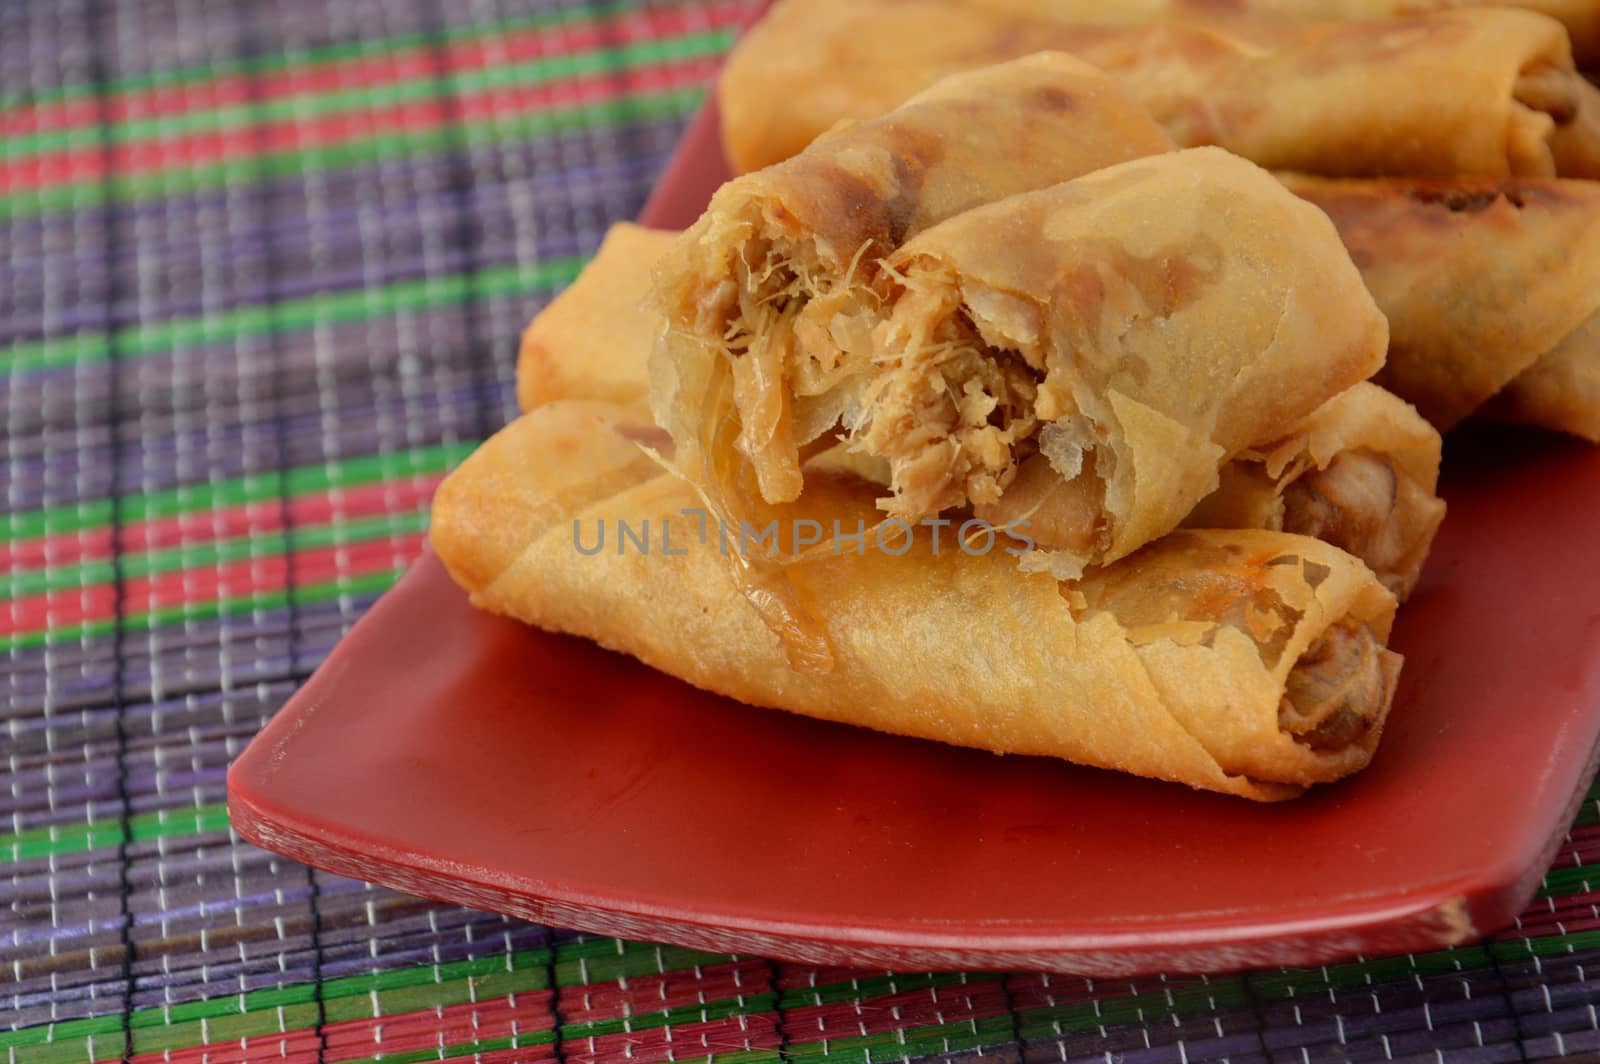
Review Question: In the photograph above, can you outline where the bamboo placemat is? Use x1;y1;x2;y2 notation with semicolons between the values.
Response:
5;1;1600;1061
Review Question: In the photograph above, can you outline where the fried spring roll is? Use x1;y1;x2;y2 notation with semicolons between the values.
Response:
1184;383;1446;600
654;50;1173;496
518;226;1443;596
745;149;1383;579
967;0;1600;68
652;53;1175;666
430;401;1403;801
1480;311;1600;439
720;0;1600;180
515;223;677;417
1283;174;1600;438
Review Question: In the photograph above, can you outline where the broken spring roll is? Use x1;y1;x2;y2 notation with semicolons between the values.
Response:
966;0;1600;68
431;401;1403;801
720;0;1600;180
652;53;1175;663
1284;174;1600;438
1184;383;1446;600
837;148;1387;577
654;49;1174;503
516;223;678;417
509;235;1443;593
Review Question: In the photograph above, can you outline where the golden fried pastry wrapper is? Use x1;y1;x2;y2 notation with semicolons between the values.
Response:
430;401;1402;802
966;0;1600;68
653;51;1174;495
864;149;1386;575
515;223;677;418
1283;174;1600;437
1184;383;1446;600
1520;0;1600;66
720;0;1600;180
652;53;1175;665
1481;311;1600;439
512;223;1440;602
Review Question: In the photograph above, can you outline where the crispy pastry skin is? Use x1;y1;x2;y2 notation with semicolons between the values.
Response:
968;0;1600;68
516;223;678;417
857;149;1387;576
509;231;1441;595
431;401;1402;801
1480;311;1600;438
1284;175;1600;438
1184;383;1446;600
720;0;1600;180
652;54;1175;664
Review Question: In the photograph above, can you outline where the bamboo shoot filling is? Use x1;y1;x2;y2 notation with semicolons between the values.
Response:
706;229;882;509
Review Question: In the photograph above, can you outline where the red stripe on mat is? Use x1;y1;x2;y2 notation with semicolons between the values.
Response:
0;476;442;573
99;992;560;1064
1;534;423;635
0;57;719;193
0;3;747;141
572;1016;780;1064
103;1028;324;1064
324;993;559;1062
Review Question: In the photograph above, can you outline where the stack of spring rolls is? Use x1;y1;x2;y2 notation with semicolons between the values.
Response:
432;3;1599;799
720;0;1600;441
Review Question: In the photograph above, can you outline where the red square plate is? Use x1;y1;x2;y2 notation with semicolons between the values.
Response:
227;97;1600;976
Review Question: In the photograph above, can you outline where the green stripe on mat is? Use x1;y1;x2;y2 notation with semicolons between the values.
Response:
1538;863;1600;899
20;967;935;1064
0;0;682;110
2;31;730;158
6;510;430;597
1566;775;1600;829
0;942;733;1053
0;86;707;221
0;569;403;653
4;441;473;543
19;936;1590;1064
3;255;586;374
2;805;232;862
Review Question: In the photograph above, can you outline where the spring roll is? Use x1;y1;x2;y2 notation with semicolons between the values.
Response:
1480;311;1600;439
967;0;1600;68
1184;383;1446;600
518;229;1444;596
430;400;1402;801
721;0;1600;180
666;148;1385;582
516;223;678;417
652;53;1176;666
1283;174;1600;438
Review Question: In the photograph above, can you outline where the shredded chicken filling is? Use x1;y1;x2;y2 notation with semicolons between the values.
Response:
852;276;1055;521
1278;620;1395;752
709;237;1061;528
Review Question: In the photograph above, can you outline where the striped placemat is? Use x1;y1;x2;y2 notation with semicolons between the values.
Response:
5;1;1600;1061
